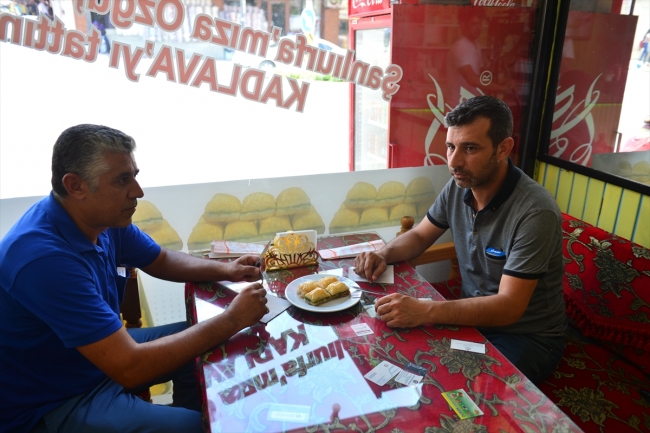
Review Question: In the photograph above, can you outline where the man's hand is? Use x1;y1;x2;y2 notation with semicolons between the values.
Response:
226;283;268;329
354;252;387;282
78;282;269;389
228;255;263;282
375;293;433;328
353;219;446;283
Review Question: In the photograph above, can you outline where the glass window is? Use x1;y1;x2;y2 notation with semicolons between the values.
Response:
385;1;541;169
546;0;650;188
2;0;575;199
0;0;351;199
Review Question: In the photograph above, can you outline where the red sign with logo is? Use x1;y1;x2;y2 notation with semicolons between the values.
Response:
549;12;636;166
348;0;391;19
389;4;536;168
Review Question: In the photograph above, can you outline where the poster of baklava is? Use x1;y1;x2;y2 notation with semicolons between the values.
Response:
187;187;325;251
132;200;184;250
329;177;436;234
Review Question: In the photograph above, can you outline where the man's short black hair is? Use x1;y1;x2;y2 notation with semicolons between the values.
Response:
444;96;514;147
51;124;136;197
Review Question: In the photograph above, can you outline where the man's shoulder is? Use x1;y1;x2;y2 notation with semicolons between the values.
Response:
0;197;80;289
0;197;56;251
512;173;561;214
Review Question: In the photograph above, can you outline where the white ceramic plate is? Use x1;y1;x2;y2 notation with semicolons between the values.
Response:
285;274;362;313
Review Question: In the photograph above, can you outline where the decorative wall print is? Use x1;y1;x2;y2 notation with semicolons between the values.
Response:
132;200;183;250
328;177;436;234
188;187;325;250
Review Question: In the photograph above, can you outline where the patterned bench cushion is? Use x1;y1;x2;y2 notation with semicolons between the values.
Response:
561;213;650;351
538;326;650;433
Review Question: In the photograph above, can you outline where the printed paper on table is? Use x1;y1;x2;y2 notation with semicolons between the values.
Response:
318;239;386;260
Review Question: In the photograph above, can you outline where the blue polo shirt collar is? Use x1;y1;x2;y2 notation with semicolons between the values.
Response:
462;158;522;213
45;192;98;254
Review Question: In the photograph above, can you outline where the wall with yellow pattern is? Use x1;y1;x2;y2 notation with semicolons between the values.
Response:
536;162;650;248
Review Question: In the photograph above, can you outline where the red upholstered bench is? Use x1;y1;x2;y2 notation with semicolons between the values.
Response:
415;213;650;433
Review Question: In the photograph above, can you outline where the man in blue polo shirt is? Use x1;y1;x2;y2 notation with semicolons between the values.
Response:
0;124;269;433
354;96;566;384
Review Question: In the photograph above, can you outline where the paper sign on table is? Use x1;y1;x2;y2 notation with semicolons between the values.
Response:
318;239;386;260
349;266;394;284
274;229;317;247
441;389;484;419
450;339;486;354
351;323;374;336
364;361;402;386
210;241;265;258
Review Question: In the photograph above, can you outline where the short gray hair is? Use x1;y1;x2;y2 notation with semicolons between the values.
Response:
51;124;136;197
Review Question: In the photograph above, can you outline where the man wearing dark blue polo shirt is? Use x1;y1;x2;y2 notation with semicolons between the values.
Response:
355;96;566;384
0;124;269;433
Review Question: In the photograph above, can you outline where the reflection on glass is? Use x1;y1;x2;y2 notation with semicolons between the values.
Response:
354;27;391;171
389;4;537;168
552;0;649;186
195;297;227;323
204;313;422;432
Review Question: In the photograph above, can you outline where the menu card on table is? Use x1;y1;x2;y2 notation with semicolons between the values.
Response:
209;241;266;258
318;239;386;260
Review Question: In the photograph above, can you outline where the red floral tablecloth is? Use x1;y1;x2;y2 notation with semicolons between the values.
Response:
186;233;581;433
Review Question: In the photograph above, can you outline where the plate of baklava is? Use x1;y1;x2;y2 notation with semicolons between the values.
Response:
285;274;362;312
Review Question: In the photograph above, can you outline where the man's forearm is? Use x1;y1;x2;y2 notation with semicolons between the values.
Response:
143;249;234;282
121;313;242;387
78;284;267;389
428;295;526;328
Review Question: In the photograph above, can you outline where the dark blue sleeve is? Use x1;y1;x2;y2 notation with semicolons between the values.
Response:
10;256;124;348
112;224;162;269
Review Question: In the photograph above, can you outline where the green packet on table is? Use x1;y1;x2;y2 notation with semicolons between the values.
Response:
441;389;484;420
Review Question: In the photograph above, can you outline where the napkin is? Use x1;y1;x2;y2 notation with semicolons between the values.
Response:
273;230;317;251
349;265;394;284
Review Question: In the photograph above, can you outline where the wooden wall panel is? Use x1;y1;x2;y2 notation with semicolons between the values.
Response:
567;174;588;219
632;196;650;247
615;190;641;241
534;162;648;248
598;184;623;233
543;164;560;198
583;178;605;227
556;170;574;213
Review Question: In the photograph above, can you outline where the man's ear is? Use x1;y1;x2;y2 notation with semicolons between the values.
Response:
497;137;514;161
61;173;87;199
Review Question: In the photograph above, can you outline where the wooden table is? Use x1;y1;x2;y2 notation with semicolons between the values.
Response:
185;233;582;432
